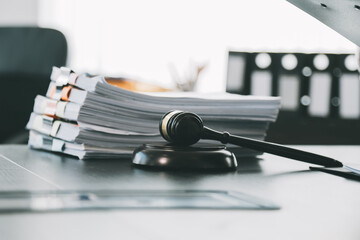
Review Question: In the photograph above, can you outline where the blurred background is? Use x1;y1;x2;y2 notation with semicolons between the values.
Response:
0;0;357;91
0;0;359;144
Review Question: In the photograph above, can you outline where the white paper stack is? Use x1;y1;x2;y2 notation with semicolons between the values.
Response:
26;67;281;159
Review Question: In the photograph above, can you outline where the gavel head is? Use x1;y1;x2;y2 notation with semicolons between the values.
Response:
159;110;204;146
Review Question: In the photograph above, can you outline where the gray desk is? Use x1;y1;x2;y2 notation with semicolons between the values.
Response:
0;145;359;240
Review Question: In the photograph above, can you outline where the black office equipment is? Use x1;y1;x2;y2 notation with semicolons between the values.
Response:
0;27;67;143
156;110;343;168
226;51;360;144
226;0;360;145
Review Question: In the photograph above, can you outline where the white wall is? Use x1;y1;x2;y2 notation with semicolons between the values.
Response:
0;0;38;25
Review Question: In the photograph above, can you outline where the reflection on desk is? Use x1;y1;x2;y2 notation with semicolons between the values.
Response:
0;145;359;240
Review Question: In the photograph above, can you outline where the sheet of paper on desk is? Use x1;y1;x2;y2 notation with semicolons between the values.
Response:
26;66;281;160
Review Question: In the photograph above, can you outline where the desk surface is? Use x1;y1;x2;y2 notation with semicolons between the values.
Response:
0;145;359;240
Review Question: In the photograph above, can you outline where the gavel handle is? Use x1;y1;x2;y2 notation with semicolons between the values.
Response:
202;127;343;168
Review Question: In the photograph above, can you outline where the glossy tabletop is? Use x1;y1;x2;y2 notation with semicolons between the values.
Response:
0;145;359;240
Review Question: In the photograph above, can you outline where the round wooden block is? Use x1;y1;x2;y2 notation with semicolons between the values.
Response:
132;143;237;171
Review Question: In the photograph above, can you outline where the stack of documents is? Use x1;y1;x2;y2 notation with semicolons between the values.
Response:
26;67;281;159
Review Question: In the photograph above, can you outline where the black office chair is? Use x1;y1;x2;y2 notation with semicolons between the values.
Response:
226;51;360;144
0;27;67;143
